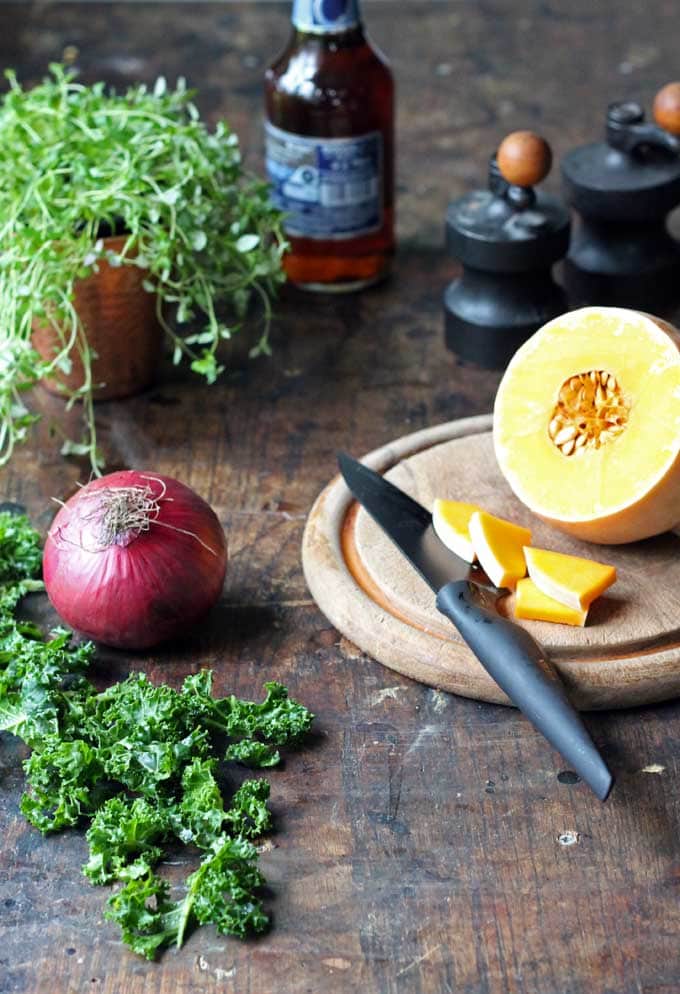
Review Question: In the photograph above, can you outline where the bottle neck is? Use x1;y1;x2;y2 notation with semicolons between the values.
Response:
291;0;362;34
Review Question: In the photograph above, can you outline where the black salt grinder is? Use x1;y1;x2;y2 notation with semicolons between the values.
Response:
561;82;680;314
443;131;570;369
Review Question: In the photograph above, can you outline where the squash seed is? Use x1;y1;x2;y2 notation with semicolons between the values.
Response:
554;425;577;446
549;368;629;456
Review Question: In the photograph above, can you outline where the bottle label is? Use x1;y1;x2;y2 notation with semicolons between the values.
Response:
291;0;360;33
265;122;382;240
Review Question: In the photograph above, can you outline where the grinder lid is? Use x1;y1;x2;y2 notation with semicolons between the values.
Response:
446;131;570;274
561;84;680;220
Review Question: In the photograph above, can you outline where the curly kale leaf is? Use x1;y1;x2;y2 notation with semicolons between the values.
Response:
209;681;314;768
179;668;215;721
223;738;280;767
0;695;34;738
81;672;199;750
0;626;94;697
0;511;42;584
0;511;44;612
104;869;184;960
0;626;95;747
80;672;210;793
0;579;44;617
168;756;226;849
21;736;112;831
185;834;269;941
168;764;273;848
218;681;313;744
105;835;268;960
84;796;170;885
224;778;272;840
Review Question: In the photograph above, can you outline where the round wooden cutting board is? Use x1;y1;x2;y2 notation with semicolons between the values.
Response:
302;415;680;710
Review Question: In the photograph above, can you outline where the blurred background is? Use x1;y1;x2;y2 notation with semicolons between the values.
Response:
2;0;678;252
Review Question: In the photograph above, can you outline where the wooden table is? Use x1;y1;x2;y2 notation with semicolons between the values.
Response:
2;3;680;993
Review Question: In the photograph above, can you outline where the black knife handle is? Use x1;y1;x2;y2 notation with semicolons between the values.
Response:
436;580;613;801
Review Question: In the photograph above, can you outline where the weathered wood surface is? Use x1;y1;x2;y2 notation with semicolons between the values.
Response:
303;416;680;709
1;3;680;994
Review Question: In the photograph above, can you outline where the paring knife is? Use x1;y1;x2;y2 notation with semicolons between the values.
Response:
338;452;614;802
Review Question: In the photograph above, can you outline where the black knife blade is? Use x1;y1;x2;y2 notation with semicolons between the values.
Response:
338;452;613;802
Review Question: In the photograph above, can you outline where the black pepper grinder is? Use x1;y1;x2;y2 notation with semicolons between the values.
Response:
561;82;680;314
443;131;570;369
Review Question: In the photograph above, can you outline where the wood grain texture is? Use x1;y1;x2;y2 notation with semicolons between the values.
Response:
1;3;680;994
304;416;680;709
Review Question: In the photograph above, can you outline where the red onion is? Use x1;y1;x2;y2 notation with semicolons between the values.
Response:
43;471;228;650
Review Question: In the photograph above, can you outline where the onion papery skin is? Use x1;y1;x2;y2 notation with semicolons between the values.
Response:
43;471;228;650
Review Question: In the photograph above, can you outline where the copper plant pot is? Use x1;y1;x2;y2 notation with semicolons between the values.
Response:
33;235;164;401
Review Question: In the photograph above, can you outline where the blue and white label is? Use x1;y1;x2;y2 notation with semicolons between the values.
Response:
292;0;360;33
265;122;382;240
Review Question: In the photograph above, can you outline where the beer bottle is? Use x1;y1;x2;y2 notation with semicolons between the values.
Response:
264;0;394;292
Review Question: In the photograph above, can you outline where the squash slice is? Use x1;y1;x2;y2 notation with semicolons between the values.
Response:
493;307;680;544
432;499;481;563
515;578;588;627
524;546;616;610
468;510;531;589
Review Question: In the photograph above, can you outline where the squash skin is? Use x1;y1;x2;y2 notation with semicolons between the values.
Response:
514;577;588;626
493;308;680;545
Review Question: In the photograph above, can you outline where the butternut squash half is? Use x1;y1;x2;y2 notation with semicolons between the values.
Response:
493;307;680;544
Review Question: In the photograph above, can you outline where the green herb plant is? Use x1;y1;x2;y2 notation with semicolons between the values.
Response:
0;64;287;470
0;510;313;958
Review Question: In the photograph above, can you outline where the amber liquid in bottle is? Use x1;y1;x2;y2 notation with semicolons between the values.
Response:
264;1;394;292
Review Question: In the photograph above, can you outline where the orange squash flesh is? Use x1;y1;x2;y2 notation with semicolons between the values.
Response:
468;510;531;589
432;499;481;563
493;307;680;544
514;578;588;627
524;546;616;610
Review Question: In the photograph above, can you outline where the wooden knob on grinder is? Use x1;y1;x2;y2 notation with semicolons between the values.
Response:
497;131;552;188
653;82;680;136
